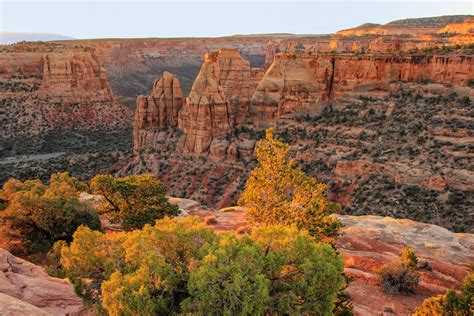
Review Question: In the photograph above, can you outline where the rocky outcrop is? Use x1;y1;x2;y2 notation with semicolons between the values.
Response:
337;15;472;36
331;53;472;99
437;17;474;35
134;71;184;150
178;51;233;154
264;40;277;69
214;49;264;124
250;51;472;121
37;50;114;103
250;53;334;121
183;205;474;315
0;293;51;316
0;43;132;149
0;248;83;315
335;214;473;315
178;49;264;154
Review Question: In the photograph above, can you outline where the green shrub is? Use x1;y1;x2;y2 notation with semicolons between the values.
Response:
60;217;344;315
90;174;179;230
413;273;473;315
0;172;100;254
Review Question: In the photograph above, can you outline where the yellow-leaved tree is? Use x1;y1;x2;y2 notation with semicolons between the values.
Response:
239;128;342;243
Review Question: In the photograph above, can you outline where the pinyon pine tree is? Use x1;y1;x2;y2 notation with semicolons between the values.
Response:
239;128;341;242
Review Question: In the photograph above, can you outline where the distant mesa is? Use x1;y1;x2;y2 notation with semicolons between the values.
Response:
0;32;75;45
337;14;472;36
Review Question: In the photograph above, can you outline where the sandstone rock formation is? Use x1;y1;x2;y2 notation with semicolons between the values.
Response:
38;50;114;102
437;16;474;35
250;51;472;121
0;293;51;316
213;49;264;124
48;15;473;103
337;15;472;36
0;42;132;154
134;71;184;150
0;248;83;315
178;51;233;154
264;40;277;69
178;49;264;154
251;53;334;121
335;214;474;315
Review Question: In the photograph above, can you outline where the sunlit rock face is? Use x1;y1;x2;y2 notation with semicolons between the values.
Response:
134;71;184;150
250;51;472;122
178;49;264;154
335;214;474;315
0;248;84;315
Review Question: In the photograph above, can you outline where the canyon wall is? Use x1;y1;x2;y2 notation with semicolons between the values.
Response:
54;16;472;101
38;50;113;102
250;52;472;121
129;44;473;233
135;48;472;156
0;43;132;155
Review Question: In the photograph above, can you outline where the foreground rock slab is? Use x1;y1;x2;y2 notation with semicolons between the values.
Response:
335;214;474;315
0;248;83;315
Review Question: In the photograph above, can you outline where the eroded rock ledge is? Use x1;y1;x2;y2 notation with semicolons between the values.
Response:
0;248;83;315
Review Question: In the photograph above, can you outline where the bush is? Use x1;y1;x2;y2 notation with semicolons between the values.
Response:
90;174;179;230
400;246;418;269
60;217;344;315
182;234;271;315
413;273;473;315
377;261;419;294
239;129;341;243
0;173;100;254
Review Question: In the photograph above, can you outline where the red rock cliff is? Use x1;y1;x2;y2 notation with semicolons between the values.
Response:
250;51;473;121
134;71;184;150
38;50;113;102
0;43;132;142
178;49;264;154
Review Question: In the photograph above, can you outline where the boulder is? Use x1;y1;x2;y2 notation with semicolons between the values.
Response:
0;248;83;315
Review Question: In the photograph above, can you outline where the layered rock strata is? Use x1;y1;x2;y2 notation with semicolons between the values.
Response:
0;43;132;147
335;214;474;315
134;71;184;150
177;49;264;154
0;248;83;315
250;51;473;121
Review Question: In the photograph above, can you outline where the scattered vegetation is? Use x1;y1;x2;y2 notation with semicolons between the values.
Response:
377;246;420;294
203;215;218;224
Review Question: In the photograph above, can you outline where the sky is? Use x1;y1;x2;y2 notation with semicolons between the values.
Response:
0;0;472;39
